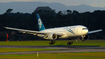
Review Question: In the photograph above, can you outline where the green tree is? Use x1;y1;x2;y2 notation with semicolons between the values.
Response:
5;9;13;14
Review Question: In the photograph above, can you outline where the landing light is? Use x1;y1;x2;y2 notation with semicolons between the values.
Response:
23;32;26;33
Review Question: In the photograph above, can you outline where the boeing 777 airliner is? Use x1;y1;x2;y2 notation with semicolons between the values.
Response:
5;14;102;45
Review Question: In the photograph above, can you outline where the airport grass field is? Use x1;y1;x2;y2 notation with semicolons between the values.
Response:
0;52;105;59
0;40;105;59
0;40;105;46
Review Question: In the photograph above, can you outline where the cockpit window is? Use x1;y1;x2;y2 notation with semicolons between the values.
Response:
82;28;87;30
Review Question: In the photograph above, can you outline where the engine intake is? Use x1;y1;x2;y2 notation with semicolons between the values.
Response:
47;33;58;40
81;35;89;41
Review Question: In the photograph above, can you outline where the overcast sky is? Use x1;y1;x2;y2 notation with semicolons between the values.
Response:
1;0;105;7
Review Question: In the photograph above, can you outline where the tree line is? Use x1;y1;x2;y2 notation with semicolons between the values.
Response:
0;9;104;41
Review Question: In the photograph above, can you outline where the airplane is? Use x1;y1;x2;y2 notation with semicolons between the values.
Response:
5;14;102;45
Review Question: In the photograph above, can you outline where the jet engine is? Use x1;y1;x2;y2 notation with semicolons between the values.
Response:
81;35;89;41
47;33;58;40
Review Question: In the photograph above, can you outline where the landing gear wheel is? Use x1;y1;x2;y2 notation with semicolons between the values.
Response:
82;40;84;42
67;41;73;45
49;40;55;45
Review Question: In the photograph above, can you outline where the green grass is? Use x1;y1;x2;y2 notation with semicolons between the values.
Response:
0;52;105;59
0;40;105;47
0;41;48;46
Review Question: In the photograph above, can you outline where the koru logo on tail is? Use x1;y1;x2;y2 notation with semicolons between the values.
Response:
38;19;42;28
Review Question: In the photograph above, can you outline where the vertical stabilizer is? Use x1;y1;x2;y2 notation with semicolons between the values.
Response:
36;14;45;31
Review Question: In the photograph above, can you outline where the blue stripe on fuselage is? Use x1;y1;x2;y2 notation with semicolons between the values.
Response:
66;28;75;34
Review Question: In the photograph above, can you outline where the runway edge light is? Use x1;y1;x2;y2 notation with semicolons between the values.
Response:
6;33;9;42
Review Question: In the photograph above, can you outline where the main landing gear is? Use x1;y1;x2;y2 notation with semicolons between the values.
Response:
49;40;55;45
67;39;73;45
49;39;73;45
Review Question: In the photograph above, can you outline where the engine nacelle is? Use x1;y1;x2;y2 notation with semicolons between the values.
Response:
47;34;58;40
81;35;89;41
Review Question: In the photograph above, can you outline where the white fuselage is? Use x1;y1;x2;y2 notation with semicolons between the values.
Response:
39;25;88;39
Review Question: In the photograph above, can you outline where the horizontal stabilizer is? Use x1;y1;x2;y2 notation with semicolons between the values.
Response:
88;29;102;34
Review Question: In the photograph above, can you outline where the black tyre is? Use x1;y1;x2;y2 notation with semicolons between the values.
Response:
67;41;73;45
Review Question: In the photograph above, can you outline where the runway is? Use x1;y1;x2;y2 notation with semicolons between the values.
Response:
0;45;105;55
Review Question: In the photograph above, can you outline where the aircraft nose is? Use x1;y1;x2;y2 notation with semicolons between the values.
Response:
86;29;88;34
84;29;88;34
82;28;88;34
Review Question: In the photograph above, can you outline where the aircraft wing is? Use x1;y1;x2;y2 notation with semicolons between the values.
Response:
5;27;39;35
88;29;102;34
5;27;64;36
